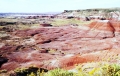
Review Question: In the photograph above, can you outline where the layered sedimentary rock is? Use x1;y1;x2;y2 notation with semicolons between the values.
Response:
88;20;115;38
0;20;120;71
110;21;120;36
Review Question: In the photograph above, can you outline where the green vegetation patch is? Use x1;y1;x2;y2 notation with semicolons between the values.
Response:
51;18;91;26
8;62;120;76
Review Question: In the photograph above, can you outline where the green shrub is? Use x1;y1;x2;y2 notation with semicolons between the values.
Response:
101;64;120;76
44;68;75;76
75;63;120;76
14;67;47;76
11;63;120;76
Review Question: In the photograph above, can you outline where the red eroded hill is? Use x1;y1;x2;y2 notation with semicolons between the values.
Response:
88;20;120;36
88;20;115;32
110;21;120;36
110;21;120;32
0;20;120;72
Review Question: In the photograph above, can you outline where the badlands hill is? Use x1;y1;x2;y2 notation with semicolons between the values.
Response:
0;8;120;76
0;20;120;72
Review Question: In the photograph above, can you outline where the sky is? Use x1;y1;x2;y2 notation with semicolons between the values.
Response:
0;0;120;13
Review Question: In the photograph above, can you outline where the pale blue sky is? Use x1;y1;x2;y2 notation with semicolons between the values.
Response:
0;0;120;13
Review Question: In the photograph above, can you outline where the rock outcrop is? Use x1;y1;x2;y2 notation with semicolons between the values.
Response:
88;20;115;38
110;21;120;36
